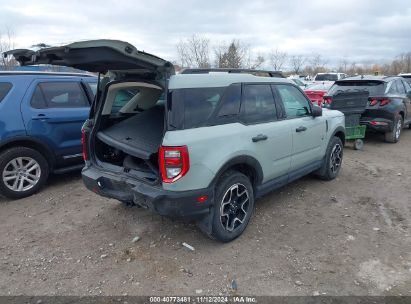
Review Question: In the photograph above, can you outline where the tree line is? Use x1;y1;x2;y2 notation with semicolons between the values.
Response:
176;34;411;76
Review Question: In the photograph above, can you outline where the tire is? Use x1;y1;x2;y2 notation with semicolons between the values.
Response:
354;139;364;150
385;115;402;143
315;136;343;181
0;147;49;199
208;171;255;242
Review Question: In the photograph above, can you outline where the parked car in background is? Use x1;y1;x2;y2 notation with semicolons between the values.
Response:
304;82;333;106
399;73;411;85
0;71;97;198
7;40;346;242
325;75;411;143
314;73;347;82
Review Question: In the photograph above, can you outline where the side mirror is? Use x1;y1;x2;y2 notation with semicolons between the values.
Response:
312;105;322;117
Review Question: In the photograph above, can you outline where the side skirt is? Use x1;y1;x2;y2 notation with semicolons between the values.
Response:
256;159;323;198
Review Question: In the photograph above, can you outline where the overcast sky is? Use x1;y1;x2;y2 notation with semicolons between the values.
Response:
1;0;411;67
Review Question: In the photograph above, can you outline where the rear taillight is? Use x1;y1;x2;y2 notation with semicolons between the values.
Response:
81;129;88;161
323;96;332;104
379;98;391;106
159;146;190;183
369;98;379;106
369;98;391;106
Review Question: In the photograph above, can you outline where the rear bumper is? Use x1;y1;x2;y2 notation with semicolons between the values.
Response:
82;166;213;220
360;117;394;133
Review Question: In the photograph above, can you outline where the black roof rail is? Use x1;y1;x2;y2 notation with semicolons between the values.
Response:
180;68;285;78
0;71;95;77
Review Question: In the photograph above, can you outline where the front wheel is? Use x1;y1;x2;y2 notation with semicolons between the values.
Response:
0;147;49;199
315;136;343;181
208;171;255;242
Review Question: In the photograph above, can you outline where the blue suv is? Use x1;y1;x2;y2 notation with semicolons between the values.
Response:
0;71;97;199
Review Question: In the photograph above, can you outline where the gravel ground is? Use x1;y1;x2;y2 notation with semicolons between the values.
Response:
0;132;410;296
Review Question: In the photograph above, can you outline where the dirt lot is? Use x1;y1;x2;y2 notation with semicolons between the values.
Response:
0;132;410;296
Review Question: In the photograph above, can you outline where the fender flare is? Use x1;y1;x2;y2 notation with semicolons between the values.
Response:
208;155;264;188
0;136;56;166
331;126;346;144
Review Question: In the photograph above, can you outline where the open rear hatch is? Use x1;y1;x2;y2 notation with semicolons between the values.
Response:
5;40;175;183
4;39;174;74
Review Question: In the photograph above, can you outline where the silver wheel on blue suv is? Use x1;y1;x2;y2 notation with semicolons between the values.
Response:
0;147;49;199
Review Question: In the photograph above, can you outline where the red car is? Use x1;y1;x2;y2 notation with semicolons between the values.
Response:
304;82;333;106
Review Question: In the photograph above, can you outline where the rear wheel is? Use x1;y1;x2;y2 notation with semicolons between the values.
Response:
0;147;49;199
208;171;254;242
385;115;402;143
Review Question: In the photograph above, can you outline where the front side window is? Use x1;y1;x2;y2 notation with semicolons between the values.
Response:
31;82;88;109
276;84;311;118
0;82;12;103
240;84;277;124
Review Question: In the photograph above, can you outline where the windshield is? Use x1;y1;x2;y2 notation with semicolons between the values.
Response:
328;80;386;96
292;79;304;86
87;83;97;96
402;77;411;85
315;74;338;81
305;83;332;91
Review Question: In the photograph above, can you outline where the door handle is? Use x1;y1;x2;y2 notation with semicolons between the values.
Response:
32;114;50;120
296;126;307;132
252;134;268;142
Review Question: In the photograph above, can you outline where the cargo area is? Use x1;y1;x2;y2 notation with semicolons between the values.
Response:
93;81;165;182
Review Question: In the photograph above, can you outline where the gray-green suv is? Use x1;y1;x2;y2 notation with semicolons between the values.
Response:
8;40;346;242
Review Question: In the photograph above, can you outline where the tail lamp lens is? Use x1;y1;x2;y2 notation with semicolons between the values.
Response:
379;98;391;106
159;146;190;183
369;98;391;106
81;130;88;161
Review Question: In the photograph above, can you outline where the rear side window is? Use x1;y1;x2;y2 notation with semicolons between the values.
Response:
0;82;12;102
170;87;225;129
31;82;88;109
240;84;277;124
217;84;241;117
276;84;311;118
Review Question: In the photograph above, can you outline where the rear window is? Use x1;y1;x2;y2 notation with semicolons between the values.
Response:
0;82;12;102
402;77;411;85
315;74;338;81
169;87;225;129
328;81;386;96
